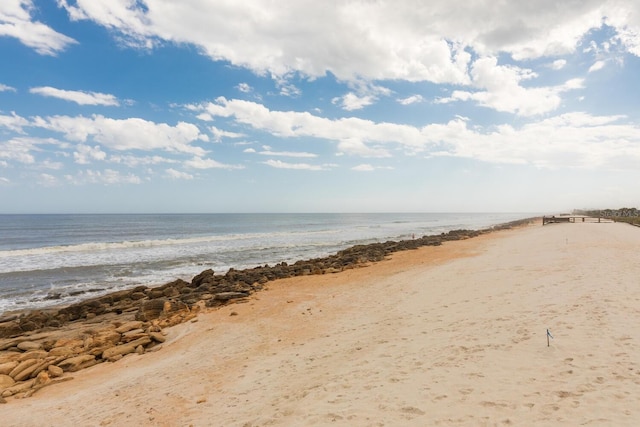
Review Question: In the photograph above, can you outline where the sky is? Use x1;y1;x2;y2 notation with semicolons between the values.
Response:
1;1;640;214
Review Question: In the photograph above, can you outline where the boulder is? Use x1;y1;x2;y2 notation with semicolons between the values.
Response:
0;361;19;376
149;332;166;343
8;359;39;379
18;350;48;361
16;341;42;352
48;346;76;357
102;336;151;360
47;365;63;378
57;355;97;372
1;379;35;398
214;292;249;301
0;321;22;339
0;374;15;390
115;321;144;334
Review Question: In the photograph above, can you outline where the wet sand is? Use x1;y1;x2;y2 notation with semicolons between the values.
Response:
4;221;640;426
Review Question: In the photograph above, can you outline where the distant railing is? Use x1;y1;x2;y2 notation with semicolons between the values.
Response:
542;216;611;225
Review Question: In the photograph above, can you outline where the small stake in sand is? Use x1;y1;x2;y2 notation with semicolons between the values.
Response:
547;328;553;347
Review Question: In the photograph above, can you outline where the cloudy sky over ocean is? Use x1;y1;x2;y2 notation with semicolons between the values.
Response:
1;1;639;213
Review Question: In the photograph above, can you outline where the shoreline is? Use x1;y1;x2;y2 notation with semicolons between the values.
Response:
0;216;536;324
3;219;640;424
0;217;536;403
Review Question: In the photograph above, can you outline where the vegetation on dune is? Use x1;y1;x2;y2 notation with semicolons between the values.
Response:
574;207;640;226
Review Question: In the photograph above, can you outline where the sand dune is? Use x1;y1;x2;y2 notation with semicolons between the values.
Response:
4;221;640;426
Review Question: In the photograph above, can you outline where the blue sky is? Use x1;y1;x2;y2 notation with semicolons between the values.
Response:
1;1;640;213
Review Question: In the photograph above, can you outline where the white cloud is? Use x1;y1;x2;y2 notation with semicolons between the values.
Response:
262;159;329;171
436;57;585;116
588;60;607;73
165;168;193;180
352;164;374;171
0;0;77;55
397;95;424;105
37;173;58;187
110;154;177;167
0;176;10;184
333;93;375;111
0;137;36;164
237;83;252;93
549;59;567;70
73;144;107;164
33;114;208;155
210;125;246;142
0;111;29;133
55;1;640;91
195;98;640;170
184;156;244;170
196;98;426;156
0;83;16;92
251;149;317;158
29;86;120;106
68;169;142;185
352;164;394;171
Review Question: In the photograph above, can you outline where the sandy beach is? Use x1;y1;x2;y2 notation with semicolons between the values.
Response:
4;220;640;426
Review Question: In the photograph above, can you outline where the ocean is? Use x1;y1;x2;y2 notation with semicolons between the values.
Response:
0;213;532;314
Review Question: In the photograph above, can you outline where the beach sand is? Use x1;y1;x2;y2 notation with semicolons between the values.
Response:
4;221;640;426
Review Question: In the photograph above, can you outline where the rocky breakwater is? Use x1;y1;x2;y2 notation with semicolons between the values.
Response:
0;219;533;402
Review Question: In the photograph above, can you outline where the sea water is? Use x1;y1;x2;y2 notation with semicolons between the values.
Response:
0;213;531;314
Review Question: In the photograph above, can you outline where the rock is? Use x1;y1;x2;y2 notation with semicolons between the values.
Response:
34;370;50;387
0;361;19;375
48;346;76;357
0;374;15;389
214;292;249;301
191;269;215;287
57;355;97;372
8;359;39;379
115;320;144;334
16;341;42;352
47;365;63;378
18;350;48;361
1;378;35;397
13;360;43;381
121;329;147;342
90;329;122;348
136;299;166;321
102;336;151;360
149;332;166;343
0;321;22;339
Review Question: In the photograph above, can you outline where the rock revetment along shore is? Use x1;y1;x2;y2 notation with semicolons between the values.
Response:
0;218;534;402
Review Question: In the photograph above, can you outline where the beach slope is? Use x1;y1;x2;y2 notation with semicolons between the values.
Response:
4;221;640;426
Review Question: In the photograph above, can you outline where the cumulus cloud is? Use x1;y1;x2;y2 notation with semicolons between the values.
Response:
0;83;16;92
0;137;36;164
549;59;567;70
29;86;120;106
210;126;246;142
68;169;142;185
165;168;193;180
194;98;426;157
397;95;424;105
0;111;29;133
236;83;252;93
588;60;607;72
73;144;107;164
192;97;640;170
55;0;640;90
352;164;375;171
32;114;208;155
184;156;244;170
0;0;77;55
436;57;585;116
262;159;330;171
